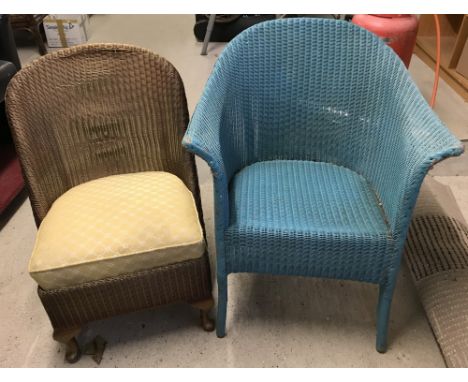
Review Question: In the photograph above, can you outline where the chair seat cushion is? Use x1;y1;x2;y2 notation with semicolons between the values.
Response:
29;171;205;290
225;160;393;282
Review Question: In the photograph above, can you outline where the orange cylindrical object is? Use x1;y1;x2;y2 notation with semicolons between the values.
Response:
352;14;419;68
430;14;441;108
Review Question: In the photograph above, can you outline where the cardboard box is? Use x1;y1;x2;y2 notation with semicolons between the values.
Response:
43;15;88;48
456;38;468;80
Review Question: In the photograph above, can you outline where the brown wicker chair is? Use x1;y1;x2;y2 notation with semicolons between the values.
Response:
5;44;214;363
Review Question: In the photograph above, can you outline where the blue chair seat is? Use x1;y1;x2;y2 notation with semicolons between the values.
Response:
225;160;393;282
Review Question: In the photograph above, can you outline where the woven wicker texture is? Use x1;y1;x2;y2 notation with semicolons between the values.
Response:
225;160;392;281
406;216;468;367
6;44;199;226
183;18;463;351
5;44;212;337
406;216;468;281
38;256;212;330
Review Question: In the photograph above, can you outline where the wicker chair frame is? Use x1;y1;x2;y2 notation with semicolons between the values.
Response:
183;19;463;353
6;44;214;363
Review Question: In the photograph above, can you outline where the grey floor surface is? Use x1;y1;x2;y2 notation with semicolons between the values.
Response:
1;15;467;367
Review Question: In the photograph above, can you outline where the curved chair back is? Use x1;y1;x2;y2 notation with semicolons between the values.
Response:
189;18;463;238
209;18;405;166
6;44;199;225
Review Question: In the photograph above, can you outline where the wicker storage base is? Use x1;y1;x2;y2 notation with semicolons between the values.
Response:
38;255;212;330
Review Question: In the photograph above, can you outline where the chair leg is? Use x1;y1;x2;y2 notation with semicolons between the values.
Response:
376;281;396;353
216;273;228;338
191;297;215;331
31;25;47;55
53;327;81;363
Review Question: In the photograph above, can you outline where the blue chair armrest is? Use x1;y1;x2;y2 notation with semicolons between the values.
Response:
183;70;233;231
363;85;463;267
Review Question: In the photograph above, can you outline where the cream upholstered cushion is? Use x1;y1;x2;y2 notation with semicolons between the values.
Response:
29;171;205;290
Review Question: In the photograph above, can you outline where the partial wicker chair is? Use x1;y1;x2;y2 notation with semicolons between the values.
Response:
6;44;214;363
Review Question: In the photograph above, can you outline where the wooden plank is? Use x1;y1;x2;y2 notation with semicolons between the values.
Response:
417;35;457;67
414;44;468;101
415;14;468;101
449;15;468;68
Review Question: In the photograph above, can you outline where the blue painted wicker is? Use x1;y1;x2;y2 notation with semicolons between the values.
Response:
183;18;463;352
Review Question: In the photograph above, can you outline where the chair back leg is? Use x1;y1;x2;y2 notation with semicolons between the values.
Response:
216;273;228;338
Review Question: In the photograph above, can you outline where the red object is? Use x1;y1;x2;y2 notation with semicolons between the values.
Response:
0;144;24;214
352;14;419;68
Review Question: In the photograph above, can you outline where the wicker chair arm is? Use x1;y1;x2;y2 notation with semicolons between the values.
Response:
183;73;233;230
364;85;463;242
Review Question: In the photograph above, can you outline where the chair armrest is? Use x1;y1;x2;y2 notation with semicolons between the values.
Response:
183;69;235;230
367;88;463;247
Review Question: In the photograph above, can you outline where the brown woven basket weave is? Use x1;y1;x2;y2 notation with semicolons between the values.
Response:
5;44;214;363
38;256;213;330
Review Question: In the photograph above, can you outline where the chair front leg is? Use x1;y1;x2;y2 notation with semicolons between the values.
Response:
53;327;82;363
376;277;397;353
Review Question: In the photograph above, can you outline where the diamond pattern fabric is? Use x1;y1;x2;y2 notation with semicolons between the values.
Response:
29;171;205;289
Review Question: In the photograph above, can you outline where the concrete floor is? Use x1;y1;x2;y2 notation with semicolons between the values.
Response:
1;15;467;367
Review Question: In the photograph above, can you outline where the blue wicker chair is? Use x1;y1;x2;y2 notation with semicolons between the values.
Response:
183;18;463;352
